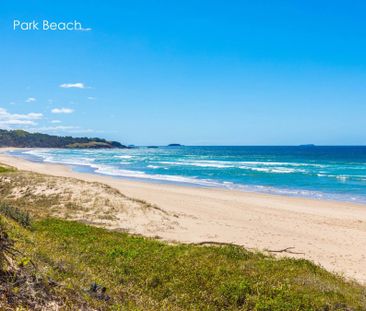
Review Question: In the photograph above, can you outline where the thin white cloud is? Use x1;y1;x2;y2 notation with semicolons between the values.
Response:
50;120;62;124
26;113;43;118
34;125;77;131
59;82;87;89
0;107;43;127
87;96;96;100
25;97;36;103
51;108;74;114
4;120;36;125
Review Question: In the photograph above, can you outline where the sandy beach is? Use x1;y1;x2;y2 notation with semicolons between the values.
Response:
1;148;366;284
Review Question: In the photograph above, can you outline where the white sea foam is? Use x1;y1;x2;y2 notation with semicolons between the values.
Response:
23;149;51;157
160;160;322;171
237;161;325;167
242;167;271;172
91;164;223;186
114;155;133;159
336;175;348;182
271;168;297;174
159;161;234;168
239;166;302;174
23;150;97;168
315;174;366;182
45;157;97;167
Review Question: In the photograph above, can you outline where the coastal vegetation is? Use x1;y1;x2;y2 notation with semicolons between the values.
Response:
0;165;365;310
0;129;126;149
0;164;15;173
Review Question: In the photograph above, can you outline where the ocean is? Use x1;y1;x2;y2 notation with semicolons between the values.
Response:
9;146;366;204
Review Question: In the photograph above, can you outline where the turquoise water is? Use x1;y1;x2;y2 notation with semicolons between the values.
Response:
10;146;366;203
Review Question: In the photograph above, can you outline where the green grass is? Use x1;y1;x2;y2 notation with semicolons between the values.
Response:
0;165;16;173
2;216;365;310
65;141;112;148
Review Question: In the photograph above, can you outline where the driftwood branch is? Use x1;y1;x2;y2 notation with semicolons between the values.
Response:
193;241;239;247
192;241;305;256
266;247;304;255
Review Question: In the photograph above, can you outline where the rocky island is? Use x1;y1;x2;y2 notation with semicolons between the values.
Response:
167;143;182;147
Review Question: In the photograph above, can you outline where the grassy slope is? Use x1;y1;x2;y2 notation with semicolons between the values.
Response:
1;216;364;310
0;166;365;310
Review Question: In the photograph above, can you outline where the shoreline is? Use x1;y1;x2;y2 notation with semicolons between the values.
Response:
6;147;366;205
1;148;366;284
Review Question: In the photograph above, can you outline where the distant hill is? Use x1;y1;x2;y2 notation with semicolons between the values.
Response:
0;129;126;149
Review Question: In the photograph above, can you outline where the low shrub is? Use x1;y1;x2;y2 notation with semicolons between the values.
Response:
0;203;31;228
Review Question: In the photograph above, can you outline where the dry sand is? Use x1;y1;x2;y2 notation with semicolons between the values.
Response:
1;149;366;284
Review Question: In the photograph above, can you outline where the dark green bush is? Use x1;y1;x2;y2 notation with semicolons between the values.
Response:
0;203;31;227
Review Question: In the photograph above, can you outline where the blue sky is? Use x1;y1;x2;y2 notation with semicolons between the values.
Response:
1;1;366;145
